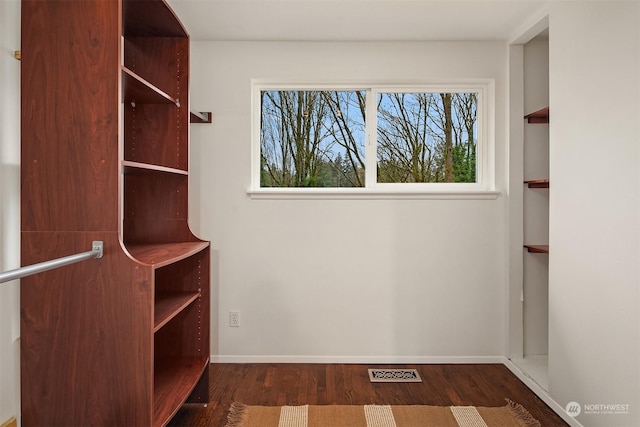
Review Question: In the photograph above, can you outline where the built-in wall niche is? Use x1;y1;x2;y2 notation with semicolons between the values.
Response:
519;29;550;391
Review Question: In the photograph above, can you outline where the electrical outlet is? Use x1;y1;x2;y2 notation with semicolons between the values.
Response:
229;310;240;327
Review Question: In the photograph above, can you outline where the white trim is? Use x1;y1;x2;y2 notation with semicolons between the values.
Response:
508;6;550;45
365;87;377;188
210;354;505;364
251;80;495;194
247;188;501;200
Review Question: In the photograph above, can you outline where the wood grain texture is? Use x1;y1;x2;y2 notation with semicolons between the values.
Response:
123;0;188;37
123;103;185;169
154;247;211;356
124;172;188;219
20;232;154;427
123;37;189;170
154;357;209;427
122;67;178;105
123;172;194;243
168;364;569;427
155;291;201;332
21;0;120;232
126;242;209;267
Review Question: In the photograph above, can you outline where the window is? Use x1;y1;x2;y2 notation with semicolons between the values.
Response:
251;83;495;197
260;90;366;188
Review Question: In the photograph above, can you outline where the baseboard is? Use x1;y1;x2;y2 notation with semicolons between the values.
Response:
503;358;584;427
210;354;506;364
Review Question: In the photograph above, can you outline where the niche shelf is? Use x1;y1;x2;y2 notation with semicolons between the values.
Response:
524;107;549;124
524;179;549;188
524;244;549;254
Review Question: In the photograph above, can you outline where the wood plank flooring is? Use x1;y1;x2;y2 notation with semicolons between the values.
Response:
168;363;569;426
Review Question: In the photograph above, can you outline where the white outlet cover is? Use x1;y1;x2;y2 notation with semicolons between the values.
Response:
229;311;239;327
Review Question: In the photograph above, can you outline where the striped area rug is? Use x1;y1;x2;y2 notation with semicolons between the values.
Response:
225;400;541;427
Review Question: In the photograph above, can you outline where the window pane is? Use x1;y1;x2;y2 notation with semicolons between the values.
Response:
260;90;366;187
376;92;478;183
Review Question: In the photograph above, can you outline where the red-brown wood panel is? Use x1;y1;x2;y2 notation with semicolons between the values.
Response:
154;248;209;294
123;171;196;243
154;304;207;361
124;219;199;244
123;38;188;101
153;356;209;427
124;171;188;219
122;67;178;105
155;247;210;357
126;242;209;267
123;103;186;170
21;0;120;232
20;232;153;426
123;37;189;170
123;0;188;38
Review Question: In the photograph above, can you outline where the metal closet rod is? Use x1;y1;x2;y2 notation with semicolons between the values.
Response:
0;241;103;284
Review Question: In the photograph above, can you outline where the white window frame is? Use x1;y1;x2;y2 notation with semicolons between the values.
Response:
249;80;498;200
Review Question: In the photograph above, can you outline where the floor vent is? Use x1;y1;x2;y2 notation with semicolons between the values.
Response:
368;368;422;383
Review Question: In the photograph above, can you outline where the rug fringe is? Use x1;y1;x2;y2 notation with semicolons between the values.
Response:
225;401;248;427
505;399;542;427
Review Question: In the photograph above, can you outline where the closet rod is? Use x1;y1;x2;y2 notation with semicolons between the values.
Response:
0;241;103;284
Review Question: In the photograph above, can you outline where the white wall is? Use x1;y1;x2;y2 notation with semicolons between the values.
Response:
548;2;640;426
0;0;21;424
188;41;509;362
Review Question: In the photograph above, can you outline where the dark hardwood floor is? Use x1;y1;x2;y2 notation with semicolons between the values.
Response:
168;363;568;427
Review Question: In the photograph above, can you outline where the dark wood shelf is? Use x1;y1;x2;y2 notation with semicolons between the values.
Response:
122;160;188;176
154;291;201;332
190;112;212;124
122;66;178;106
153;356;209;427
123;0;188;38
524;107;549;124
524;179;549;188
126;242;210;268
524;244;549;254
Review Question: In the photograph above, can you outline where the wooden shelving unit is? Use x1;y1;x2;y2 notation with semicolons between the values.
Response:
154;291;201;332
122;67;179;106
20;1;210;426
153;356;209;426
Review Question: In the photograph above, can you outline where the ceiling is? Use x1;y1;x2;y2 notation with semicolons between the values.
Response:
167;0;549;42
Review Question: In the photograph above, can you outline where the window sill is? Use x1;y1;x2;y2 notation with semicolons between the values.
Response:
247;188;501;200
